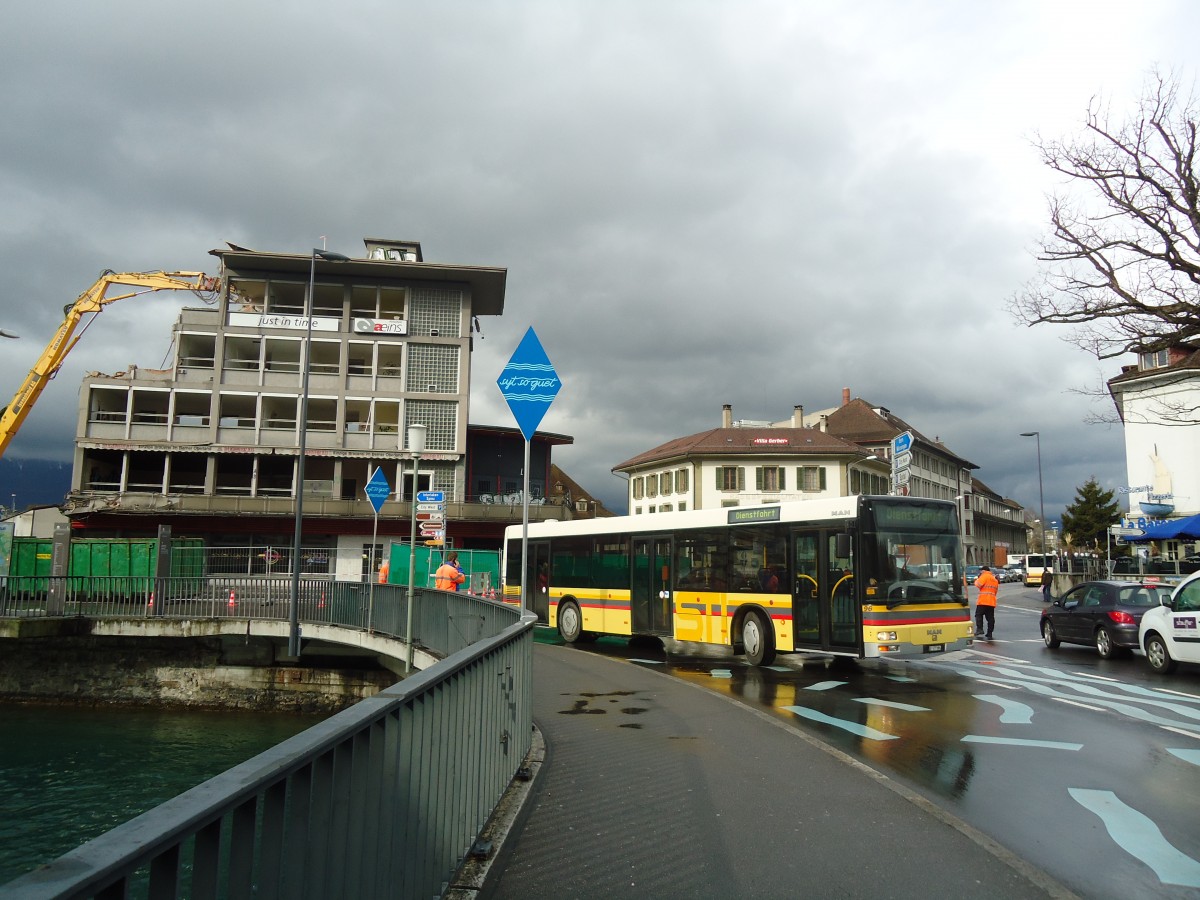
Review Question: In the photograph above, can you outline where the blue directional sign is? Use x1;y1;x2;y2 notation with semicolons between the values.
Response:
497;327;560;441
416;490;445;504
892;431;913;456
364;467;391;515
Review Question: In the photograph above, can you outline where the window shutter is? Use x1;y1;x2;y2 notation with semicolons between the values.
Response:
737;467;745;491
819;467;827;490
716;467;723;489
779;467;786;491
755;467;764;490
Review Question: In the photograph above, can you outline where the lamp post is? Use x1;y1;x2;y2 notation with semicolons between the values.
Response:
288;248;350;658
1019;431;1047;562
404;423;427;674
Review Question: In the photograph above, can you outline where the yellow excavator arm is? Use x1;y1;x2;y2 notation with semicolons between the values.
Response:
0;270;220;459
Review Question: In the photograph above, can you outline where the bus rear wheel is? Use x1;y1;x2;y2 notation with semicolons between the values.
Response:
743;610;776;666
558;600;584;643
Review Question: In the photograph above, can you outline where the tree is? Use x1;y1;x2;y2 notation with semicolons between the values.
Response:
1010;70;1200;411
1061;478;1122;553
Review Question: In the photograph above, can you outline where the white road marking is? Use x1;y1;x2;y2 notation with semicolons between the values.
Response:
805;680;846;691
962;735;1082;750
1069;789;1200;888
628;658;664;664
1052;697;1107;712
854;698;930;712
1167;748;1200;766
975;694;1034;723
710;669;732;679
1162;725;1200;742
782;706;898;740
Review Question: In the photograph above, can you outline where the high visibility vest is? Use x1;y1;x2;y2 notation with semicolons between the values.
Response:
435;563;464;591
975;572;999;606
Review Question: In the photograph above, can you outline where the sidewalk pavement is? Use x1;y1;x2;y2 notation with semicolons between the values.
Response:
468;642;1077;900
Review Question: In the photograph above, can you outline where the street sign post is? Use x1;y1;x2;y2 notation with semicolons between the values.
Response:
363;467;392;633
497;327;560;610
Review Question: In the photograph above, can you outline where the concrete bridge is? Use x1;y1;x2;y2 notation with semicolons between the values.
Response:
0;578;535;899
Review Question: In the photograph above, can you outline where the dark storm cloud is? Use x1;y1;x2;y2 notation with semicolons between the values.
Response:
1;0;1194;520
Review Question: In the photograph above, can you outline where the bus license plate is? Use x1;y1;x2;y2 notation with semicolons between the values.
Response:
924;644;944;653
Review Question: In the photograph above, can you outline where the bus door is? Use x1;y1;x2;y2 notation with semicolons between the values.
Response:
632;536;673;635
525;540;551;624
791;530;861;653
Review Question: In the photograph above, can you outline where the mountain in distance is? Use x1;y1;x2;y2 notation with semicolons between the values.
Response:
0;457;73;513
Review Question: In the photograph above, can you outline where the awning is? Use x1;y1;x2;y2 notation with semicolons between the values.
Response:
1137;513;1200;540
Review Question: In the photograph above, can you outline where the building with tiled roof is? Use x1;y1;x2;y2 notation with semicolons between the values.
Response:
615;391;1027;565
612;404;891;514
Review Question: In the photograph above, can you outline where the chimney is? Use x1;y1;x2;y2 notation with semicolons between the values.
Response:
722;404;732;428
841;387;850;407
793;405;804;428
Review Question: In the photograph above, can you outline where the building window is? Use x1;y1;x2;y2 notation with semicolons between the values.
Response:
646;474;658;498
798;466;826;492
679;502;687;511
717;466;744;492
675;468;689;493
660;473;672;495
850;469;861;494
756;466;785;492
660;503;672;512
633;477;644;500
1140;349;1169;369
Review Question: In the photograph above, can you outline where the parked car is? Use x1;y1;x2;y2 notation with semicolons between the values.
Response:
999;567;1023;583
1138;570;1200;674
1040;580;1173;659
964;565;984;585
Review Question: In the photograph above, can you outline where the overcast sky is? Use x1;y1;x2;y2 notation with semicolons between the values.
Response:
2;1;1195;524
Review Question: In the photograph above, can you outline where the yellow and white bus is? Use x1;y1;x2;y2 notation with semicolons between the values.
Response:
502;494;974;665
1022;554;1053;588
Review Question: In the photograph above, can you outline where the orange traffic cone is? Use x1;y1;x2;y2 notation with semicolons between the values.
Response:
228;589;236;608
318;592;326;609
147;591;155;609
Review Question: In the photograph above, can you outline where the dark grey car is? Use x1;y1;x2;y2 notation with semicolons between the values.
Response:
1040;580;1174;659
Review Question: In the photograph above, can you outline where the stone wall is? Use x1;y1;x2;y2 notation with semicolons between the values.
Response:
0;635;397;713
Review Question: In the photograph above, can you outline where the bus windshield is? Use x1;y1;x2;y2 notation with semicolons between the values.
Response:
860;499;965;608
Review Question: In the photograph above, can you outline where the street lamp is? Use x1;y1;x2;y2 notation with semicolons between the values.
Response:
0;329;18;339
289;248;350;658
404;423;427;674
1020;432;1047;562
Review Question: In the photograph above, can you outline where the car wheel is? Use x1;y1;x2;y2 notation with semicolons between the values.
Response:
1145;633;1178;674
1095;626;1117;659
743;609;776;666
557;599;583;643
1041;619;1060;649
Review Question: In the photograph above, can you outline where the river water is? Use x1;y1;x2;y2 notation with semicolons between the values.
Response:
0;702;325;885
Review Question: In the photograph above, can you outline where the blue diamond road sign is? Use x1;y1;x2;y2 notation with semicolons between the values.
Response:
364;467;391;515
497;327;560;441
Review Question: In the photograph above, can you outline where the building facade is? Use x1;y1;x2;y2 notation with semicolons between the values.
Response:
1108;339;1200;522
612;405;893;514
62;238;569;574
614;395;1026;565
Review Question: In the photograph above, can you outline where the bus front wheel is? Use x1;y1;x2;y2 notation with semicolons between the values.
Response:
743;610;776;666
558;600;584;643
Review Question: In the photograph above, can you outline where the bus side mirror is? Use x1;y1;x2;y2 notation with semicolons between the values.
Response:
836;532;851;560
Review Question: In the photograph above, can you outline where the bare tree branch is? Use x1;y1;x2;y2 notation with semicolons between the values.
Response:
1010;70;1200;374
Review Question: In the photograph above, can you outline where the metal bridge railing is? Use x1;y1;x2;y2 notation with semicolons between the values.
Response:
0;579;535;899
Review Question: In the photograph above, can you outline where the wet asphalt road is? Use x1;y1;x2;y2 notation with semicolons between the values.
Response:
534;585;1200;899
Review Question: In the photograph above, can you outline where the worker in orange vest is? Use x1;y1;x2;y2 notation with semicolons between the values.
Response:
434;552;466;591
378;559;390;584
974;565;999;640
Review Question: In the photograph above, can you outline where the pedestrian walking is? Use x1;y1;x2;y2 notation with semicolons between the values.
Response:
974;564;999;640
1040;567;1052;602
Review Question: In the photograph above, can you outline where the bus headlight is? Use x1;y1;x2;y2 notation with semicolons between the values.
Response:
876;631;897;642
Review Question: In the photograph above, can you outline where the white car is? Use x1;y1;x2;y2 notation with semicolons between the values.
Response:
1138;570;1200;674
